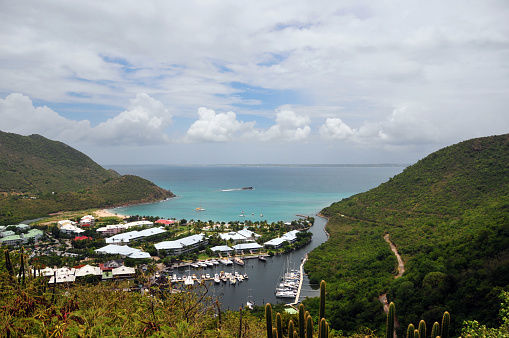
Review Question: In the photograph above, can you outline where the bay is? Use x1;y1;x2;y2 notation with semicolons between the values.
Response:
106;164;405;309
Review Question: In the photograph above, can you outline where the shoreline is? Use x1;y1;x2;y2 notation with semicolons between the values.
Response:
94;208;129;219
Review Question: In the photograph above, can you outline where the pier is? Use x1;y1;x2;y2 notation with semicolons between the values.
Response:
288;253;307;306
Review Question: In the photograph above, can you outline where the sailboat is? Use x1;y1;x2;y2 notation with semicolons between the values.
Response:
195;200;205;211
246;289;254;309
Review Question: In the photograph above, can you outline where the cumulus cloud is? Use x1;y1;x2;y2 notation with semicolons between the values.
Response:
92;93;173;145
184;108;311;143
258;110;311;142
0;93;91;140
319;117;355;140
319;105;440;146
184;107;254;142
0;93;172;146
377;105;440;145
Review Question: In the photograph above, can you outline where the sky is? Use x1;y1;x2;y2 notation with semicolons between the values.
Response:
1;0;508;165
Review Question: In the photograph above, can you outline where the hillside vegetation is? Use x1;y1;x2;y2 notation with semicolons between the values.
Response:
305;134;509;336
0;131;174;224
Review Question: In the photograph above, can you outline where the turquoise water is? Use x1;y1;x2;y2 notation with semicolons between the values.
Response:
107;165;405;223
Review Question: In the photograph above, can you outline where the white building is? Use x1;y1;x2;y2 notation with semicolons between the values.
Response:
97;221;154;236
80;215;95;226
112;266;136;278
232;242;263;254
105;227;166;244
220;229;260;244
75;264;102;278
263;230;300;249
60;223;85;235
154;234;208;256
95;244;151;259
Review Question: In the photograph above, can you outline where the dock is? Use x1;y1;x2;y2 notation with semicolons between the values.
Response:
288;254;307;306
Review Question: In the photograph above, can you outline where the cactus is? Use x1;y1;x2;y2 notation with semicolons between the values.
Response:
299;304;305;338
238;307;243;338
319;318;328;338
431;321;440;338
18;247;25;286
272;328;277;338
414;330;419;338
265;303;273;338
418;319;426;338
319;280;326;320
276;312;282;338
441;311;450;338
386;302;395;338
293;331;299;338
4;249;13;276
407;323;415;338
216;300;222;329
288;320;295;338
306;315;313;338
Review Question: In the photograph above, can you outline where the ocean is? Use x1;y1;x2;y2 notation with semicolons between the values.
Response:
107;165;405;223
106;164;405;309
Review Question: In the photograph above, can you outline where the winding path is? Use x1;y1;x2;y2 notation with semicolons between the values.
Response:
380;234;404;337
384;234;405;278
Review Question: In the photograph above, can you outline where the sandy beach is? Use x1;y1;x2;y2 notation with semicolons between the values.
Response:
93;209;128;219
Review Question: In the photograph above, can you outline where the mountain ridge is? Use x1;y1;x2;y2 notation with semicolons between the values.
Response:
305;133;509;335
0;130;175;224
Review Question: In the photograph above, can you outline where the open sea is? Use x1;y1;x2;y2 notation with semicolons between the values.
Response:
106;164;405;309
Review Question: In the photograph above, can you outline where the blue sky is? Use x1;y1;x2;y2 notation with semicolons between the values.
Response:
1;1;508;165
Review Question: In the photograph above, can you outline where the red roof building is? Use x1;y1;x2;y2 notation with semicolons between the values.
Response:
74;236;92;241
155;219;175;225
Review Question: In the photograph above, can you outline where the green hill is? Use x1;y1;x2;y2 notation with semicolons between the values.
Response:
305;134;509;336
0;131;174;224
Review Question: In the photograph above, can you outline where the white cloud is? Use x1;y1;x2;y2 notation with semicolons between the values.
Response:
256;110;311;142
0;93;172;146
184;107;254;142
319;118;355;140
0;93;91;140
377;105;440;145
1;1;509;163
92;93;173;145
184;108;311;143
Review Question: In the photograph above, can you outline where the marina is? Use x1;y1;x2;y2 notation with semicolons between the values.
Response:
108;165;404;310
164;216;327;311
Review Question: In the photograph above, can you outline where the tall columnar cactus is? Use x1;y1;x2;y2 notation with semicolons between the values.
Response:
431;321;440;338
407;324;415;338
441;311;450;338
293;331;299;338
299;303;305;338
414;330;419;338
276;312;282;338
288;320;295;338
265;303;273;338
272;328;277;338
238;307;243;338
306;315;313;338
319;318;328;338
18;247;26;286
386;302;395;338
319;280;326;320
418;319;426;338
4;249;13;276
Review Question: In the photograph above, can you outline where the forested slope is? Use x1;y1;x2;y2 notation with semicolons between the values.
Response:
305;134;509;336
0;131;174;224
